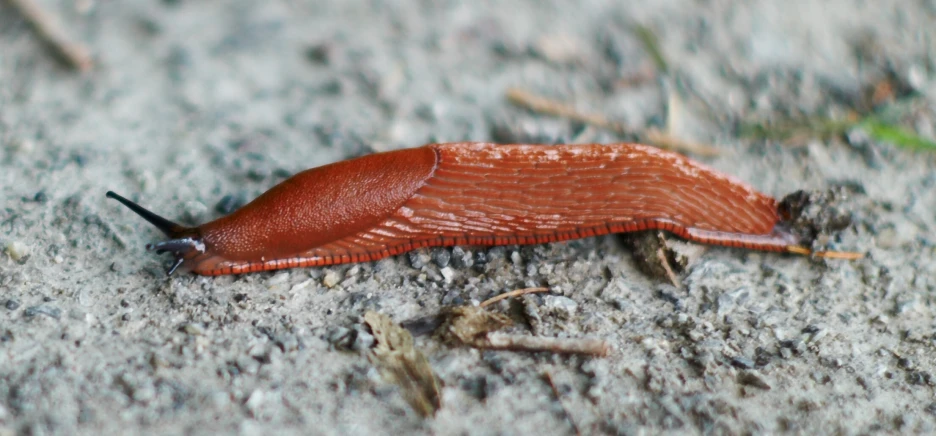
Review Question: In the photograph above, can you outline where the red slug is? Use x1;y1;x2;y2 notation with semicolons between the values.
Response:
107;142;858;276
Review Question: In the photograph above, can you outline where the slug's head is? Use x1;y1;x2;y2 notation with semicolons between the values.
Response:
106;191;207;276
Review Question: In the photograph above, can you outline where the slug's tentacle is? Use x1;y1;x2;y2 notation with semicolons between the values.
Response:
106;191;204;275
105;191;187;237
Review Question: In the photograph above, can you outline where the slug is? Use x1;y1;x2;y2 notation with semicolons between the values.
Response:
107;142;859;276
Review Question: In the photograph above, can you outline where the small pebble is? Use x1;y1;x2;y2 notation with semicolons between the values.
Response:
738;371;772;390
24;305;61;319
439;267;455;284
214;194;245;215
183;323;206;336
322;270;341;288
510;251;523;265
275;334;300;353
245;390;265;413
544;295;578;319
450;247;473;269
182;201;209;223
408;250;431;269
305;43;332;65
5;241;30;261
431;249;451;268
731;356;756;369
5;299;21;310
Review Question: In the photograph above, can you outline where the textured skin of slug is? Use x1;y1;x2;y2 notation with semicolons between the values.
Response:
192;142;794;276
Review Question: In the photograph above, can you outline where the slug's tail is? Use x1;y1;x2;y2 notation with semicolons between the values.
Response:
785;245;864;260
106;191;205;275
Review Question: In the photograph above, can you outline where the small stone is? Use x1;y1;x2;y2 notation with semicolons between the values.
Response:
408;250;431;269
149;353;170;369
214;194;245;215
132;382;156;404
731;356;755;369
439;267;455;284
245;390;265;414
544;296;578;319
275;335;299;353
432;249;451;268
182;201;209;223
907;64;928;91
510;251;522;265
737;371;771;390
236;356;260;375
322;270;341;288
183;323;206;336
473;250;489;270
5;299;20;310
11;138;35;154
450;247;473;269
5;241;30;261
24;305;61;319
305;43;332;65
267;272;290;286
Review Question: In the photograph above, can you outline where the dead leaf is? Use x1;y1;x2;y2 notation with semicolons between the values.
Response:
364;311;442;417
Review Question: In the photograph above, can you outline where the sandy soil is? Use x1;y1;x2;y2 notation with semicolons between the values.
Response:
2;0;936;434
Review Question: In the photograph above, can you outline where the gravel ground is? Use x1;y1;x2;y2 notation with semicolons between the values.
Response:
2;0;936;434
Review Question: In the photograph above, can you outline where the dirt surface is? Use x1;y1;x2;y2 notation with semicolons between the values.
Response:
2;0;936;434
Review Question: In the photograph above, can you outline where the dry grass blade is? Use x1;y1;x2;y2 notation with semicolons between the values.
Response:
631;24;668;74
506;88;627;132
644;127;720;157
364;311;442;417
655;247;681;288
544;371;581;436
506;88;720;156
9;0;93;72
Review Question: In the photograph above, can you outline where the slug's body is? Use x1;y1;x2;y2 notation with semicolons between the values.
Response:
107;142;822;276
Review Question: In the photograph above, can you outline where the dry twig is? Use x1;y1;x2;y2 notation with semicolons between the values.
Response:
438;306;611;357
9;0;93;72
484;333;610;356
506;88;628;133
480;287;548;308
